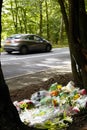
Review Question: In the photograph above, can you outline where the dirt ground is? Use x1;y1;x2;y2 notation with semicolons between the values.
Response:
9;73;87;130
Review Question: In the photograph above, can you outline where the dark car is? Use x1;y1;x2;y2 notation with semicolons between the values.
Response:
3;34;52;54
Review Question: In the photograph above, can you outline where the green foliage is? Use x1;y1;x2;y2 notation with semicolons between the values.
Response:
85;0;87;11
1;0;68;47
35;118;69;130
0;47;4;52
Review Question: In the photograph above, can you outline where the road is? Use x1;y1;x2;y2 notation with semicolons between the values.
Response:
1;48;71;79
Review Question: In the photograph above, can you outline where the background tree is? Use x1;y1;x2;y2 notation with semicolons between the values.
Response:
1;0;67;45
39;0;43;36
45;0;50;40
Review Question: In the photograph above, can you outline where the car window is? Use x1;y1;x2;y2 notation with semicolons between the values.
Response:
20;36;28;40
34;36;42;41
25;35;34;40
29;35;34;40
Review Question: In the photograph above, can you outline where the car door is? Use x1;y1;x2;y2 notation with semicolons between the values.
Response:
33;35;46;51
26;35;36;51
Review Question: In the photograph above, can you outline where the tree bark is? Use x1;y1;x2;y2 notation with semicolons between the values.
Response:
69;0;87;89
59;16;63;42
10;0;18;33
45;0;50;40
58;0;87;90
39;0;43;36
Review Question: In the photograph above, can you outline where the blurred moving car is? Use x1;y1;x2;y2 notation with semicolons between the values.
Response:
3;34;52;54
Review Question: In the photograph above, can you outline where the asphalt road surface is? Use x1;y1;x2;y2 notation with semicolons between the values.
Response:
1;48;71;79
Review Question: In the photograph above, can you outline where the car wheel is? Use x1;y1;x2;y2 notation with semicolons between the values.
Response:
7;51;12;54
20;46;28;54
45;45;52;52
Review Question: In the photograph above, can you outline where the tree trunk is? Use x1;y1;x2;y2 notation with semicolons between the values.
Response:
69;0;87;90
10;0;18;33
58;0;87;90
23;9;27;33
59;16;63;43
45;0;50;40
18;8;23;33
39;0;43;36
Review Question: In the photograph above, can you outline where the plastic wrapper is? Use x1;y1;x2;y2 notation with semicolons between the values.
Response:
40;96;52;105
20;106;61;126
76;96;87;108
49;82;58;91
31;90;49;102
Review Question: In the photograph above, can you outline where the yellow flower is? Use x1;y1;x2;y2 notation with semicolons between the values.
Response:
73;94;80;100
57;85;62;90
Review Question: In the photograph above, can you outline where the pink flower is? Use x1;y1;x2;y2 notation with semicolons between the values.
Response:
79;89;87;95
72;106;80;113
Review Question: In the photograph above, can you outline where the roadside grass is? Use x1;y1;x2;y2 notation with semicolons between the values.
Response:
0;47;4;53
53;41;69;48
53;44;68;48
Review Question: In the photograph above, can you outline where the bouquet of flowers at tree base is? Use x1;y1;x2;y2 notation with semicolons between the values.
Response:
13;81;87;130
